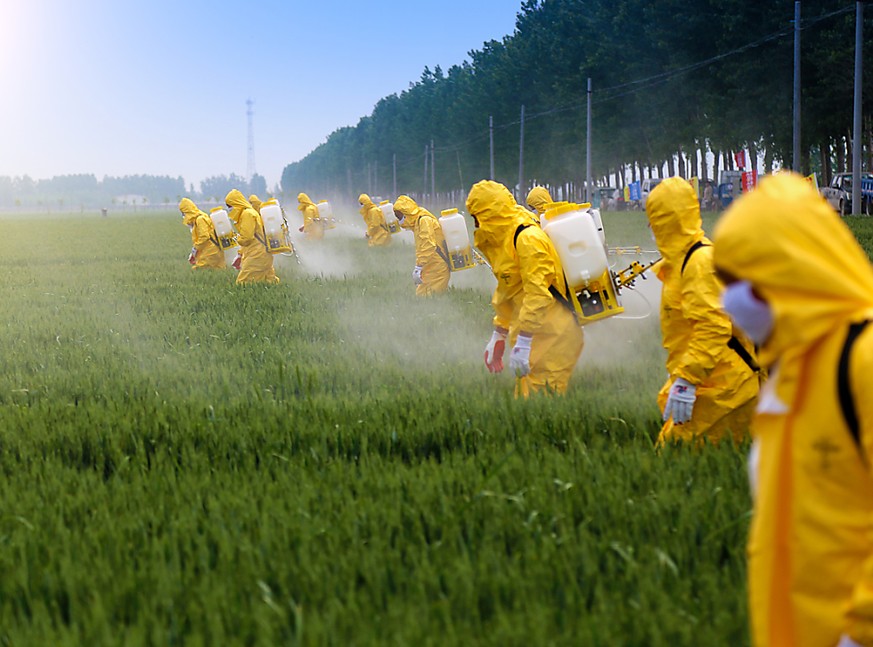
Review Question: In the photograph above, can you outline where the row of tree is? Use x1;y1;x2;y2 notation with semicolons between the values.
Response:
0;173;269;210
280;0;873;202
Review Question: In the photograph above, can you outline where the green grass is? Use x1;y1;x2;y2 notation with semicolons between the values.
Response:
4;206;865;645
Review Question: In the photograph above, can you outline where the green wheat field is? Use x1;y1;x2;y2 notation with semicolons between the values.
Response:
2;207;871;646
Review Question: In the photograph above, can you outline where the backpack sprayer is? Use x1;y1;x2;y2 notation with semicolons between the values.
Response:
208;207;240;267
260;199;301;264
316;200;338;230
438;208;490;271
379;200;402;234
540;201;658;325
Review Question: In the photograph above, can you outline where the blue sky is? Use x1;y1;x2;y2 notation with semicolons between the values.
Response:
1;0;522;191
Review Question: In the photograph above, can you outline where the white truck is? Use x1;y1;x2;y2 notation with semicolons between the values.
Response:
820;172;873;216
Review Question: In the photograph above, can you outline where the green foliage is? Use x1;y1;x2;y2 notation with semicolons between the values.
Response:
282;0;872;199
2;209;836;645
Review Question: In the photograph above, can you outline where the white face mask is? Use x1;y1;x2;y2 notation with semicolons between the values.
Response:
721;280;774;345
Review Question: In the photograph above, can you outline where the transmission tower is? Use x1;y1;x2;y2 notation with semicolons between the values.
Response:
246;98;256;181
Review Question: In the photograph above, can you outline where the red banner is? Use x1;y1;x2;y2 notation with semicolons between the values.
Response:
734;150;746;169
741;170;758;192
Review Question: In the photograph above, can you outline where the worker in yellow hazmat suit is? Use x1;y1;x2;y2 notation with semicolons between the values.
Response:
526;186;552;216
225;189;279;285
646;177;758;444
358;193;391;247
466;180;583;397
297;193;324;240
393;195;450;296
179;198;224;270
713;172;873;647
248;194;263;212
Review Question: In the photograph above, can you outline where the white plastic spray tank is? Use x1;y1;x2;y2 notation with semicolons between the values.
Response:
537;201;569;226
542;203;609;291
316;200;336;229
209;207;240;266
439;208;478;271
541;201;632;323
379;200;401;234
586;206;606;245
260;199;293;254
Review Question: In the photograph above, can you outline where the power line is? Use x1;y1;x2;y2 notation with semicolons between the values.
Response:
299;4;856;180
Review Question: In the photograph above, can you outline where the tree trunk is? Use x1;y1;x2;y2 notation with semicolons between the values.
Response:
690;145;699;179
847;129;854;170
821;141;832;186
866;115;873;171
837;136;846;174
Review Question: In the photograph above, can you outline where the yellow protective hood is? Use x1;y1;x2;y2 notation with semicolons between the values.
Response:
248;194;263;211
358;193;375;216
646;177;705;265
297;193;315;212
225;189;252;225
394;195;430;229
713;171;873;367
178;197;204;226
526;186;552;214
466;180;531;251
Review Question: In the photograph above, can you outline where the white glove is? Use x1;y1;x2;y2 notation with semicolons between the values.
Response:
188;247;197;265
837;636;863;647
483;328;508;373
663;377;697;424
509;334;532;377
412;265;423;285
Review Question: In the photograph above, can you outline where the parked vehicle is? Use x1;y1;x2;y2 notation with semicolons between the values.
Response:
821;172;873;215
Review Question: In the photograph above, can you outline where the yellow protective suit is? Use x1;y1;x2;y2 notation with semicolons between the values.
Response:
358;193;391;247
248;194;263;212
646;177;758;444
713;172;873;647
393;195;451;296
526;186;552;215
466;180;583;397
179;198;224;270
226;189;279;285
297;193;324;240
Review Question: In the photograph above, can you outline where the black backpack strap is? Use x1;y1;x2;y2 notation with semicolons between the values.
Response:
727;336;761;373
434;243;451;268
681;241;709;275
838;320;870;458
513;224;531;247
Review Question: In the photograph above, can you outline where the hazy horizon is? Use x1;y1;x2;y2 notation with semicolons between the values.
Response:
2;0;521;191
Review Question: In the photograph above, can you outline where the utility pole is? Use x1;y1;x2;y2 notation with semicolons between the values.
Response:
489;115;495;180
793;2;801;172
430;139;436;198
852;0;864;214
518;104;525;199
586;78;592;203
393;153;397;197
423;144;429;197
456;151;464;191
